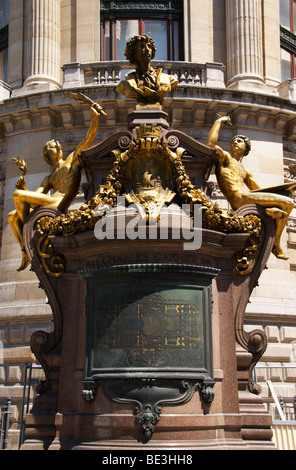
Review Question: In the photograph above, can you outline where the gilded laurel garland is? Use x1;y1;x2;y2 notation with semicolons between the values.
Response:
36;125;261;241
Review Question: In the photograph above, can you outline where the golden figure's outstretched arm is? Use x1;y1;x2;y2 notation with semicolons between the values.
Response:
66;93;106;163
71;104;102;162
206;116;231;158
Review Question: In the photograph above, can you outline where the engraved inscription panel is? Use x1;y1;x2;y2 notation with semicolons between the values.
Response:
83;265;216;379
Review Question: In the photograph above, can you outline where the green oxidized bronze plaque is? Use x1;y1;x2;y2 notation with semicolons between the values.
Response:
81;264;218;380
92;288;203;370
81;264;219;438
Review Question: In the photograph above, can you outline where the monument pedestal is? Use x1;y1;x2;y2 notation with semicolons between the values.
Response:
17;106;277;450
20;201;275;450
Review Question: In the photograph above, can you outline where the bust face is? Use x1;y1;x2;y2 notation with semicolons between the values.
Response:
134;39;153;69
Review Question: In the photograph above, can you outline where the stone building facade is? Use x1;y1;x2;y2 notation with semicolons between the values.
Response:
0;0;296;449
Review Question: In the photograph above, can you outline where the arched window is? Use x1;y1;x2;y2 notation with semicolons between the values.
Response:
100;1;183;61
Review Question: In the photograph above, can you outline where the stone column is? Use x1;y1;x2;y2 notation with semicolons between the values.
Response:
262;0;281;91
7;0;24;90
23;0;61;90
226;0;266;91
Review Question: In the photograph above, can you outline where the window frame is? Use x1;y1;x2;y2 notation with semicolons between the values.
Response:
280;0;296;79
100;0;183;62
0;23;8;83
102;17;174;61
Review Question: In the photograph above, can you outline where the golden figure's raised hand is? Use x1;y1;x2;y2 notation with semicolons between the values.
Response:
15;176;27;191
216;115;232;125
91;102;106;117
67;92;107;116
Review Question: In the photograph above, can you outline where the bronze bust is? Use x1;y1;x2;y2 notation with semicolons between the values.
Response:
116;34;178;108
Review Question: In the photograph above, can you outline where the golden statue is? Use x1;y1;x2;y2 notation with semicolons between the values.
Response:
206;115;295;260
116;34;178;108
8;96;105;272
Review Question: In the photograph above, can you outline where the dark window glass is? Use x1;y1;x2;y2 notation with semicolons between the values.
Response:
281;47;292;81
0;0;9;29
0;0;8;82
144;19;168;60
115;19;138;60
280;0;291;30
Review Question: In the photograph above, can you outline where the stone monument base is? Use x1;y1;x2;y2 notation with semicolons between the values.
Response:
19;204;276;451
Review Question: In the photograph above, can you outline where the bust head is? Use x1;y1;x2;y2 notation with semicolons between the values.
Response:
125;34;156;70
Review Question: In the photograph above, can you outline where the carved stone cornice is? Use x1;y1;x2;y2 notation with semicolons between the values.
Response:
1;86;296;139
280;26;296;55
100;0;183;17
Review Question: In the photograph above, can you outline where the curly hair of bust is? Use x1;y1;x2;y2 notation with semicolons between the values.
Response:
232;135;251;156
124;34;156;65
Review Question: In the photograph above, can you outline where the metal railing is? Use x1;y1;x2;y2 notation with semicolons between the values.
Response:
253;365;296;423
279;396;296;421
0;398;11;450
18;363;43;449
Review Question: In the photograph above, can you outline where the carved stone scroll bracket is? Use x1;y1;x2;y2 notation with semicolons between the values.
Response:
82;377;215;441
234;230;263;276
36;234;65;279
233;204;275;394
29;329;62;395
23;206;64;393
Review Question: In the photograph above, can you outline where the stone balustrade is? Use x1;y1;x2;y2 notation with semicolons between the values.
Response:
62;60;226;89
